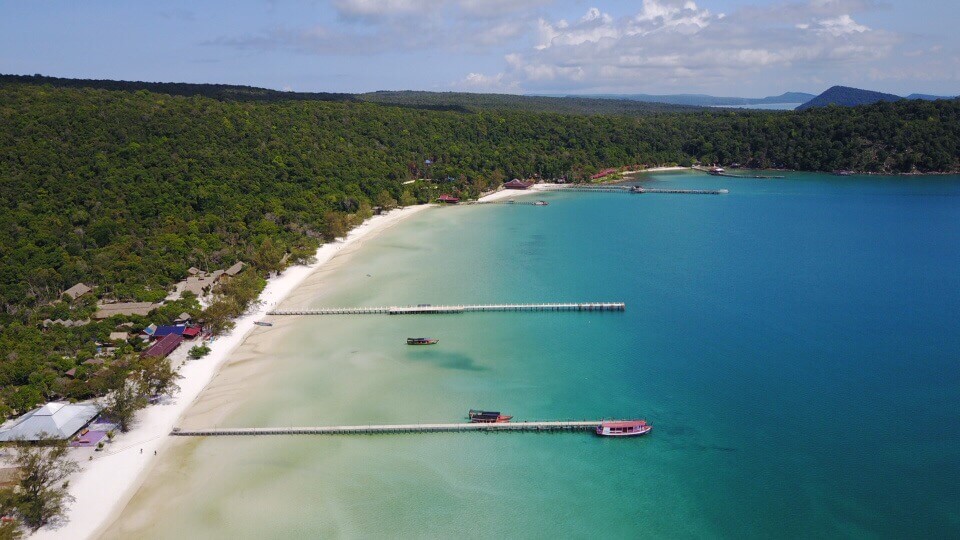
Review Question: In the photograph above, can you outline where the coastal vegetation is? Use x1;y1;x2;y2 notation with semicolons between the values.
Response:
0;439;79;531
0;80;958;418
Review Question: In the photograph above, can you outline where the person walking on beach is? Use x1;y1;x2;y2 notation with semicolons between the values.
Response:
140;448;143;454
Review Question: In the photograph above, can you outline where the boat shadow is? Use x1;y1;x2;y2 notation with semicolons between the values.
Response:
404;350;488;371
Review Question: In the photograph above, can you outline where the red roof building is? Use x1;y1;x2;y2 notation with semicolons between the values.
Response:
182;326;201;339
503;179;533;190
141;334;183;358
590;168;618;180
437;194;460;204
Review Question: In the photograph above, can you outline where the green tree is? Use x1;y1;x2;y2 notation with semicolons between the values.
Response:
139;357;181;397
6;438;79;530
102;378;147;433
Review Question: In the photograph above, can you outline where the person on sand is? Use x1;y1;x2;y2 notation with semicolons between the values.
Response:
140;448;142;454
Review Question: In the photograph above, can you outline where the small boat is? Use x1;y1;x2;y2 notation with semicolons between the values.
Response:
406;337;439;345
533;200;549;206
254;321;273;327
708;167;725;175
468;410;513;423
595;420;651;437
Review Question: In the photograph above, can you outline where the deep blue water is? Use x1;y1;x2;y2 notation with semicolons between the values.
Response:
117;171;960;538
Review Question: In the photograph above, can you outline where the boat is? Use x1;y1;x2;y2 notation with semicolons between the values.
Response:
595;420;651;437
468;410;513;423
406;337;439;345
708;167;725;175
533;200;549;206
254;321;273;327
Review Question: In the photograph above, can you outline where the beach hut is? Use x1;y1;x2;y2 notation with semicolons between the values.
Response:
225;262;245;277
437;194;460;204
63;283;92;300
503;179;532;190
93;302;157;319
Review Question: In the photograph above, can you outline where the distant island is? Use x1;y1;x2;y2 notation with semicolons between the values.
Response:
549;91;817;108
797;85;958;110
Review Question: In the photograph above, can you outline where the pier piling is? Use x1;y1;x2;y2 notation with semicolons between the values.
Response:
267;302;626;316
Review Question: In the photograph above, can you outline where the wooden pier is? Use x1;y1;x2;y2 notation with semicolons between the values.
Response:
463;200;547;206
692;166;784;179
539;185;728;195
268;302;625;316
171;420;617;437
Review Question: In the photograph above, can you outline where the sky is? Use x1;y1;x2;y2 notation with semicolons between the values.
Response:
1;0;957;97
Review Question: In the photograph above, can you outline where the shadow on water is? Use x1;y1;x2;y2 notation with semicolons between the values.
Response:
655;423;738;453
404;350;488;371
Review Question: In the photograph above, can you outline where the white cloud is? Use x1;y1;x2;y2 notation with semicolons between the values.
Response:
803;14;869;36
465;0;900;93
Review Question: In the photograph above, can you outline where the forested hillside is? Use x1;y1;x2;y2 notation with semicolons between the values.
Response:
0;73;356;103
0;81;958;416
358;90;703;114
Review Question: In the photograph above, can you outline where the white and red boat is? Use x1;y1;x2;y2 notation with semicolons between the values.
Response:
595;420;651;437
468;410;513;423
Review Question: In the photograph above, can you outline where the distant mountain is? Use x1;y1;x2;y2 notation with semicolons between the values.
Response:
907;93;957;101
562;92;816;107
796;86;903;110
1;74;705;116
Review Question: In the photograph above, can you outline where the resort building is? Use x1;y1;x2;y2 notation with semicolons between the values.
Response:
437;194;460;204
0;402;100;442
225;262;245;277
42;318;90;328
63;282;92;300
93;302;157;319
590;168;618;180
503;179;533;190
141;334;183;358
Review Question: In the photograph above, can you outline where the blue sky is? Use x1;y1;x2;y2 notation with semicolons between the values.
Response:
1;0;957;96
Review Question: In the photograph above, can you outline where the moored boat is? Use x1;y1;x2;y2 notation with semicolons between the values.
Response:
468;410;513;423
533;200;549;206
595;420;651;437
708;167;725;175
407;337;439;345
254;321;273;327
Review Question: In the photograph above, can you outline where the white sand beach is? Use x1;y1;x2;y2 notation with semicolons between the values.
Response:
629;166;691;173
35;187;548;539
475;185;555;202
32;204;430;540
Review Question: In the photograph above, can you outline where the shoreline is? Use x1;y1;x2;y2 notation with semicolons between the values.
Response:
33;204;431;540
89;187;548;536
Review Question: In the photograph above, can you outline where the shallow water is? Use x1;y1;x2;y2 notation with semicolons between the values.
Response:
110;171;960;538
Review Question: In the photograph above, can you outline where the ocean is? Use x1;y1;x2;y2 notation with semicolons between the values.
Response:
107;170;960;538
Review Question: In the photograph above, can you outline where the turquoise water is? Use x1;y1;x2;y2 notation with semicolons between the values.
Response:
115;171;960;538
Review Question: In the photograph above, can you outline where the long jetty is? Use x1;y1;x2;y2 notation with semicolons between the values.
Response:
539;185;728;195
171;420;615;437
692;166;784;179
268;302;625;316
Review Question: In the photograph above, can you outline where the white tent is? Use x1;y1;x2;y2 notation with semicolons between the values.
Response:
0;402;99;441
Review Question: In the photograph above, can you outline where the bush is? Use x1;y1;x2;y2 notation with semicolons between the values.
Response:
188;345;211;359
